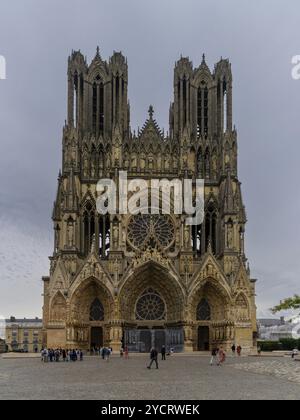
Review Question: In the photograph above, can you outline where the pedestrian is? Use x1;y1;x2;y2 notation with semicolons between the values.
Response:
210;347;218;365
161;345;166;361
147;347;158;369
217;347;225;365
80;350;83;361
231;344;236;357
237;345;242;357
101;347;105;360
42;348;48;363
291;348;298;359
62;349;66;362
124;346;129;359
105;347;111;362
120;347;124;357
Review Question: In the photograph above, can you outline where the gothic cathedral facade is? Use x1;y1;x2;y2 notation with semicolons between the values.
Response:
42;48;257;353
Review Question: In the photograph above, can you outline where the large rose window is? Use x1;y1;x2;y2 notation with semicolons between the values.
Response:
127;214;174;251
135;288;166;320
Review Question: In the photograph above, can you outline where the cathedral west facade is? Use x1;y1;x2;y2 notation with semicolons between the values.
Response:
42;47;257;353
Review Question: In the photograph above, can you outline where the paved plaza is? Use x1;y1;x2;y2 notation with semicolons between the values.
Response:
0;354;300;400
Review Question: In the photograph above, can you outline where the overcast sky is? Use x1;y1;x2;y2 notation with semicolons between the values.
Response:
0;0;300;320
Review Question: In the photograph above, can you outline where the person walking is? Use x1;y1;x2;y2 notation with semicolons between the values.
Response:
210;347;218;365
80;350;83;361
105;347;111;362
124;346;129;359
219;347;226;364
237;345;242;357
161;345;166;361
231;344;236;357
147;348;158;369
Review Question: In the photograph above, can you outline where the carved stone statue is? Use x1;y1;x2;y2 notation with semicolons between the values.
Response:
113;223;119;248
227;223;233;248
184;226;190;248
67;221;74;248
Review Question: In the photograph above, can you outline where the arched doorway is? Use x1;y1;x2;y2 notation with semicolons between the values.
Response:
69;277;114;349
119;262;185;352
189;278;231;351
197;326;209;351
90;327;103;349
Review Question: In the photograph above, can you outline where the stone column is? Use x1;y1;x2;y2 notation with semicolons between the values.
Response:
183;324;193;352
109;322;123;352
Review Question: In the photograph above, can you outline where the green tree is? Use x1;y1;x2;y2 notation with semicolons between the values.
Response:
271;295;300;313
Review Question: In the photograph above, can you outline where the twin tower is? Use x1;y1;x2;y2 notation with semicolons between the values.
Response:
67;48;232;147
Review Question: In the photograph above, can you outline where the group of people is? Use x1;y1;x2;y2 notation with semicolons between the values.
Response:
90;346;113;360
41;348;83;362
210;344;242;366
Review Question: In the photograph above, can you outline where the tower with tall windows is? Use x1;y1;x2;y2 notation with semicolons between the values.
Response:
42;48;257;353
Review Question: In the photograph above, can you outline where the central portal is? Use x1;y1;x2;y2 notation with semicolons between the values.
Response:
90;327;103;349
123;328;183;352
197;326;209;351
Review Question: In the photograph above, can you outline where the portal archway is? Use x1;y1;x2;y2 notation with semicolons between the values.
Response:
119;262;185;352
68;277;114;349
189;278;232;350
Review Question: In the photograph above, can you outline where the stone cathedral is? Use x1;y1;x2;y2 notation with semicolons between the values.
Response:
42;47;257;353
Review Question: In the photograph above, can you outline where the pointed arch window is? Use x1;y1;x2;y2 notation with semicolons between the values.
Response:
89;298;104;321
223;80;227;133
197;298;211;321
83;201;95;255
92;82;97;132
197;148;203;177
197;82;209;138
92;75;104;135
73;73;78;127
204;148;210;179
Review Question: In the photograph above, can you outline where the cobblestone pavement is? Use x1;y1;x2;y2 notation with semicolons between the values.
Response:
1;355;300;400
233;358;300;385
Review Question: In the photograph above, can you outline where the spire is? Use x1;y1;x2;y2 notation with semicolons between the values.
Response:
52;175;62;221
202;53;206;64
223;168;234;213
92;45;102;63
148;105;154;120
207;239;212;254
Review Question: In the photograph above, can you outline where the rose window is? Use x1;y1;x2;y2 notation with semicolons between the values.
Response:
135;288;166;320
127;214;174;250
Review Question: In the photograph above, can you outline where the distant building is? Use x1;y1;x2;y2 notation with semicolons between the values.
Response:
258;317;285;328
0;338;6;353
258;315;300;341
5;317;43;352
